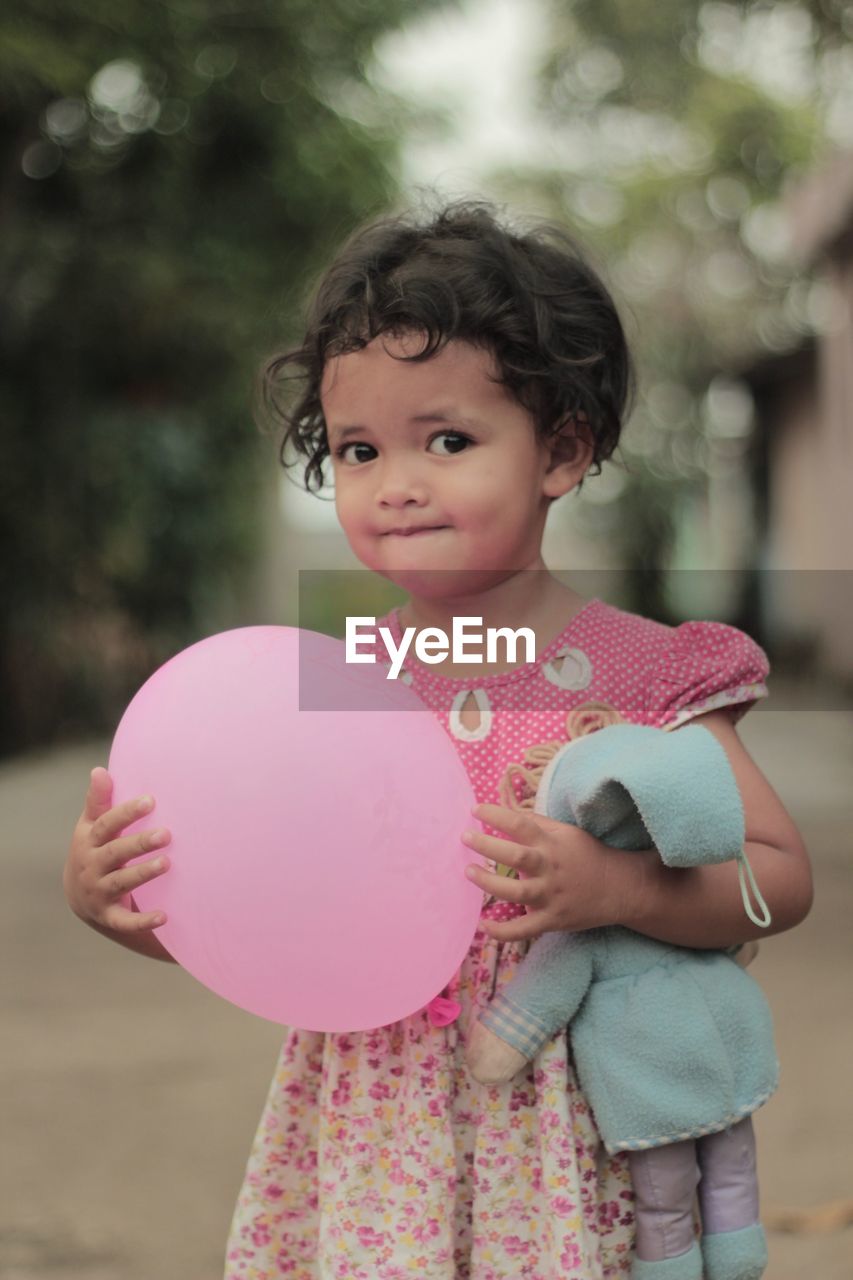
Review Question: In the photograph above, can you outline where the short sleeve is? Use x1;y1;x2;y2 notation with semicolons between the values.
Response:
644;620;770;731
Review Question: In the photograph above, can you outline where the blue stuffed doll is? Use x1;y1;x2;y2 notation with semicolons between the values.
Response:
465;722;777;1280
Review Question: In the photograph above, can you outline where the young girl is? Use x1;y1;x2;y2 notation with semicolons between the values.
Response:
63;200;813;1279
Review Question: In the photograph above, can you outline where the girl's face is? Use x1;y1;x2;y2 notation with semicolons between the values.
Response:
321;333;589;597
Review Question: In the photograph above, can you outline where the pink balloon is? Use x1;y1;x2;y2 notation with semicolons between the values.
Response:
108;626;483;1031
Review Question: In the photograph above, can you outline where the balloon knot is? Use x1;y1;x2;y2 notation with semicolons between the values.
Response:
427;995;462;1027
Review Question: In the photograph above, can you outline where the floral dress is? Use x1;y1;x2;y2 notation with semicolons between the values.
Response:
224;597;770;1279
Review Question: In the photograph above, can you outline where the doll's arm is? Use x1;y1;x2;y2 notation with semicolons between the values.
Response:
469;931;594;1084
540;719;796;932
621;710;812;947
558;722;745;871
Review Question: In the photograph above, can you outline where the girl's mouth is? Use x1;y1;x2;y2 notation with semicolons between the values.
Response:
385;526;450;537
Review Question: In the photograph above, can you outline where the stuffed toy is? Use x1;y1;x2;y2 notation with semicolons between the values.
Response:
466;722;777;1280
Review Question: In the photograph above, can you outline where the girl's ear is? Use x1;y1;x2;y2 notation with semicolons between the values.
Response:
542;416;594;498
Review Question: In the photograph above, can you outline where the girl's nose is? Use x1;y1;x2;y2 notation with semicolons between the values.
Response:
376;461;429;508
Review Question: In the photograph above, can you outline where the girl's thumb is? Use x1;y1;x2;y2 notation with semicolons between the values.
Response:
85;766;113;818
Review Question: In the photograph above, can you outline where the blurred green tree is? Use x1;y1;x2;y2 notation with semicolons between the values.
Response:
0;0;448;754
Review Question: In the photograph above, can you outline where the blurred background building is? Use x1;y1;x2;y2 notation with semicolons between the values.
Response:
743;149;853;681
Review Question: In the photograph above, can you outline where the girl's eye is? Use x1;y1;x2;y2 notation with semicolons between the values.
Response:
428;431;472;456
336;442;377;465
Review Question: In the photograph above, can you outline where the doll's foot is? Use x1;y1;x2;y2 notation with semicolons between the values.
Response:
631;1240;702;1280
465;1018;528;1084
701;1223;767;1280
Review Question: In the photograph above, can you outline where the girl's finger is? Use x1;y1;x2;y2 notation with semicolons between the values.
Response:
472;803;543;845
96;827;171;874
89;793;156;846
463;828;541;875
83;767;114;822
480;913;544;944
102;853;171;899
465;862;538;903
102;903;167;933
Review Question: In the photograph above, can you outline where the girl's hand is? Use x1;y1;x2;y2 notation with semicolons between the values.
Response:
63;767;172;933
462;803;635;943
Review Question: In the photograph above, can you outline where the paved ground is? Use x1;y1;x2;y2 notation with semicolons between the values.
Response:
2;697;851;1279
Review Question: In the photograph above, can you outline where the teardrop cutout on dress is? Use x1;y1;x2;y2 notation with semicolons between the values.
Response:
542;645;592;691
448;688;493;741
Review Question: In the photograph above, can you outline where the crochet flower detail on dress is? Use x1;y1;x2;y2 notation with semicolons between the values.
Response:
565;700;623;739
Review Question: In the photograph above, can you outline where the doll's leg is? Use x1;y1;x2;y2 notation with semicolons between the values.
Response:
626;1143;702;1280
697;1117;760;1233
697;1118;767;1280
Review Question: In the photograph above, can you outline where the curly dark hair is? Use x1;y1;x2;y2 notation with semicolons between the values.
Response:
259;197;635;494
